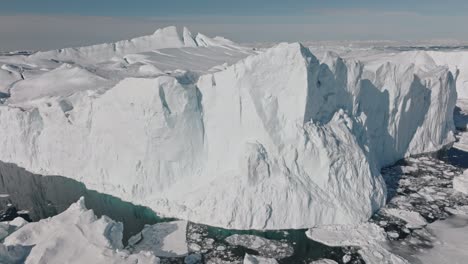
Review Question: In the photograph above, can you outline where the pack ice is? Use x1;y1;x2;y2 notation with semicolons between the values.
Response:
0;27;457;229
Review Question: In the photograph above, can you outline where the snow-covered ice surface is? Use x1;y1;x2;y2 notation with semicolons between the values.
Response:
0;26;459;230
0;26;253;105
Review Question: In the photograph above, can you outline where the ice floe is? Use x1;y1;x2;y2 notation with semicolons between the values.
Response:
127;220;188;257
0;198;161;264
243;253;278;264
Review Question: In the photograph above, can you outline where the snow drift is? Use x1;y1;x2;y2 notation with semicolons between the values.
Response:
0;34;457;229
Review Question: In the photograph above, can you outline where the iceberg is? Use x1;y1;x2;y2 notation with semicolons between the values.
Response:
1;198;160;264
28;26;238;63
127;221;188;257
0;28;458;229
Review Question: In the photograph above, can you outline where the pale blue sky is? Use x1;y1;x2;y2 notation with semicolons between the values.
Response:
2;0;468;16
1;0;468;51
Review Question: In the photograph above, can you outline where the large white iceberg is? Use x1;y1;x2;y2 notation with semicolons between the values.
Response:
0;28;457;229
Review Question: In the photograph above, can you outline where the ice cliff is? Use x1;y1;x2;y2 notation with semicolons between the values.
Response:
402;51;468;100
0;34;457;229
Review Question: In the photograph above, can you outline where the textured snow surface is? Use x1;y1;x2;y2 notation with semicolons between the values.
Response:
9;64;109;103
0;27;459;229
0;198;160;264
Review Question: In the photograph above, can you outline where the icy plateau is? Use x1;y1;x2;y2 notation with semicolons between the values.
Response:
0;26;462;229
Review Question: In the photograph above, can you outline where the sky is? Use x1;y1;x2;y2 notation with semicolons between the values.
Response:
1;0;468;51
